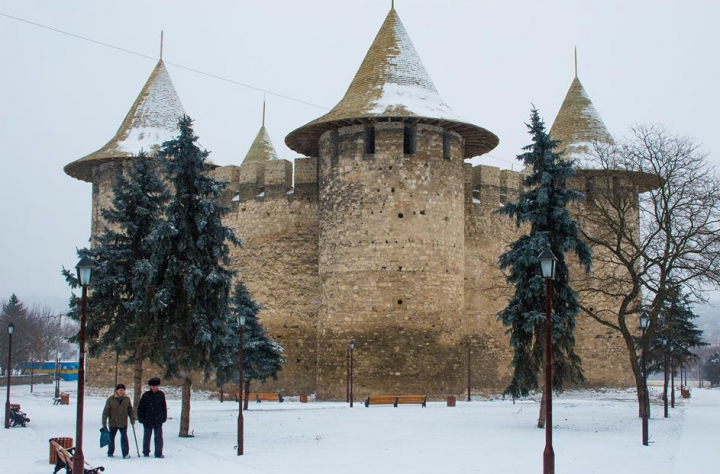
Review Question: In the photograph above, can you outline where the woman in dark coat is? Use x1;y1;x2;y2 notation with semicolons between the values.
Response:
137;377;168;458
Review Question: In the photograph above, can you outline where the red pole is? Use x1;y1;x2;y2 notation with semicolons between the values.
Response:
543;278;554;474
237;325;244;455
4;327;13;429
670;353;675;409
72;287;88;474
641;325;649;446
349;346;354;408
467;345;471;402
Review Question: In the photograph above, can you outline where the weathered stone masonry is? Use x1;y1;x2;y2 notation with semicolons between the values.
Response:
72;7;640;398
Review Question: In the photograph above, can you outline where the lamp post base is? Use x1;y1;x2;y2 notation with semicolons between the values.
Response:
543;445;555;474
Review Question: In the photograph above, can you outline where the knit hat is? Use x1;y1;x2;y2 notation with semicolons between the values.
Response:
115;383;126;391
148;377;161;386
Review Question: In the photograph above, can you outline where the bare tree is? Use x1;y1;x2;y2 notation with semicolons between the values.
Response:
1;295;75;385
574;125;720;417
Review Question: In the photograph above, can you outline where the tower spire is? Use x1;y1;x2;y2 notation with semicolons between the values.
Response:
574;46;577;78
391;0;395;10
262;98;266;128
160;30;164;60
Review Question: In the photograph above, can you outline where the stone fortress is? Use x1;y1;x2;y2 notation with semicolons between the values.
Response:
65;7;651;399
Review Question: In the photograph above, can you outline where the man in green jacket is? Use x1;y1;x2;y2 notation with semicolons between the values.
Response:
102;383;136;458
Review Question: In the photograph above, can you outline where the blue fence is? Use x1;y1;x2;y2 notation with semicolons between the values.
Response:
25;361;79;381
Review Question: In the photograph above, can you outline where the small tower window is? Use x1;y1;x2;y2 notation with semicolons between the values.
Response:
472;185;481;203
585;176;595;197
404;123;417;155
364;126;375;154
443;131;452;160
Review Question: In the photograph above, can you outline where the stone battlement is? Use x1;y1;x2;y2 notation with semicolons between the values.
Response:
467;164;524;210
211;157;319;205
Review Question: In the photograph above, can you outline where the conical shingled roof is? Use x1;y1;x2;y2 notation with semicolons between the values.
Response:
65;59;185;182
550;76;613;160
242;126;279;164
286;8;498;158
551;75;659;191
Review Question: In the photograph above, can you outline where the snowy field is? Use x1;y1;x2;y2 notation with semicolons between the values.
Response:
1;381;718;474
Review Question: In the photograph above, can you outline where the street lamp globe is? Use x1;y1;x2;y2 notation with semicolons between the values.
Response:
6;322;13;335
640;312;650;330
238;314;247;326
75;256;95;287
349;340;355;350
538;249;557;280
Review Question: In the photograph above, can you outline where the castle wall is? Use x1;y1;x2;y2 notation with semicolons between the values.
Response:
215;159;321;396
461;164;634;393
463;164;523;393
84;149;637;399
566;170;638;388
314;122;467;399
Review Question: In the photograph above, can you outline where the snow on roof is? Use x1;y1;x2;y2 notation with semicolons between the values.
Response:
285;8;498;159
242;126;280;164
65;59;185;182
550;76;613;164
361;10;460;120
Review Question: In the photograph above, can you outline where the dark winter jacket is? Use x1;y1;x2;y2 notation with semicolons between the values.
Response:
102;395;135;428
137;389;167;426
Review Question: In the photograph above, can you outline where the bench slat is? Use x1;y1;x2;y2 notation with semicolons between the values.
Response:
51;440;105;472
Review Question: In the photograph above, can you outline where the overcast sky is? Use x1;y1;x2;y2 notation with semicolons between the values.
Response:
1;0;719;313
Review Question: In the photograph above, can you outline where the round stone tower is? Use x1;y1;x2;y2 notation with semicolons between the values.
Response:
286;8;498;399
64;59;185;242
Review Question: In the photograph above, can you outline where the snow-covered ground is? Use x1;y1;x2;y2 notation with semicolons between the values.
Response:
1;382;718;474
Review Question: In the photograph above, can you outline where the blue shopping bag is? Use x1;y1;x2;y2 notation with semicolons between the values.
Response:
100;427;110;448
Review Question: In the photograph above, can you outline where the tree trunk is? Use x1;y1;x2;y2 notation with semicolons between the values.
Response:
179;374;193;437
220;386;224;403
663;355;669;418
30;363;34;393
243;380;251;411
133;348;144;406
617;322;647;418
671;362;675;408
537;384;546;429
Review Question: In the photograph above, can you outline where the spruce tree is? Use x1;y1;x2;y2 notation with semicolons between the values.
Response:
646;282;707;404
62;150;169;402
222;282;285;410
497;108;591;425
145;115;241;437
1;295;29;375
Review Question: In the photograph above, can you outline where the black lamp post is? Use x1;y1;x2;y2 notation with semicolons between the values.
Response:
55;314;62;400
4;322;14;429
237;313;246;456
349;340;355;407
640;311;650;446
73;256;94;474
539;248;557;474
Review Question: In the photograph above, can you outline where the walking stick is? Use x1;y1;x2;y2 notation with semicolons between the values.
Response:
131;423;141;457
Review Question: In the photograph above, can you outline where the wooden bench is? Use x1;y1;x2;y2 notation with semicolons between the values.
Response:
234;392;284;403
364;395;399;407
396;395;427;407
50;440;105;474
364;395;427;407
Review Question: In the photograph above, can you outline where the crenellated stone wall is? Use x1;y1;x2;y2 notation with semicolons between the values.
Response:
84;128;637;399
